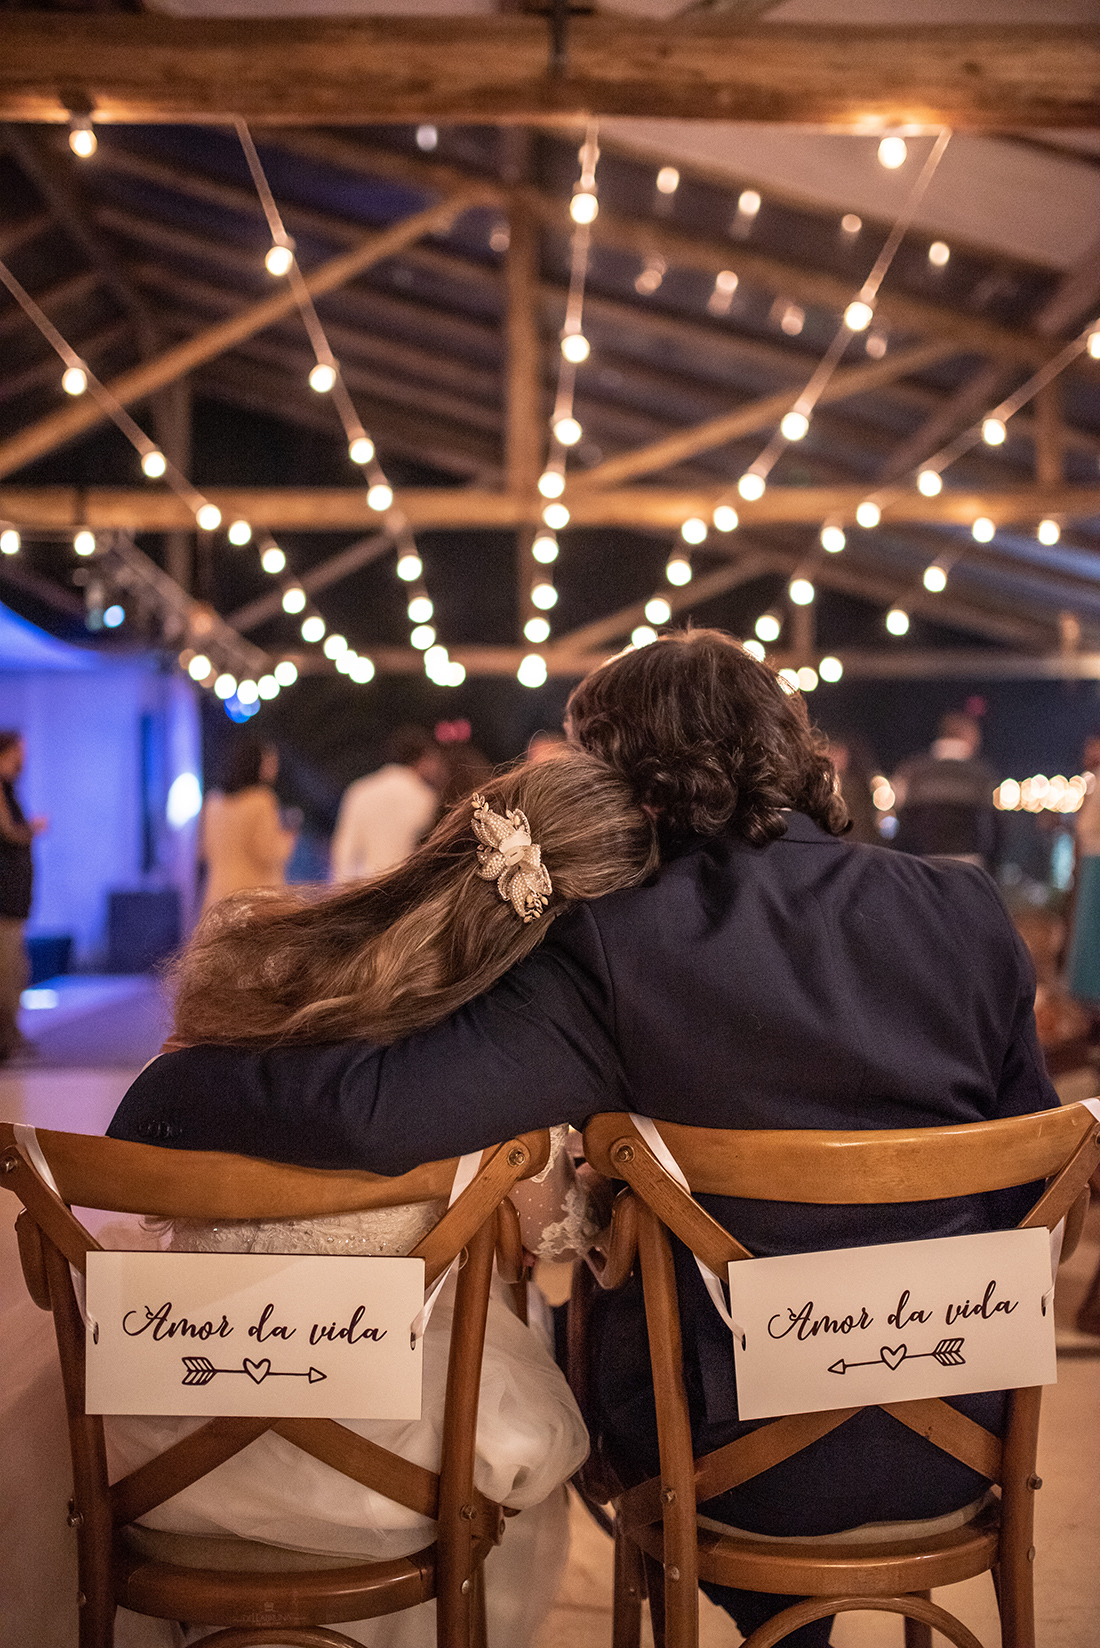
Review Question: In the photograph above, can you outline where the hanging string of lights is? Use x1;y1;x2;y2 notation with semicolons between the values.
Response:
233;121;465;689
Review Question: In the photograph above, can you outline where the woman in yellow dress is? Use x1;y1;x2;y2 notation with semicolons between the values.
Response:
200;739;296;912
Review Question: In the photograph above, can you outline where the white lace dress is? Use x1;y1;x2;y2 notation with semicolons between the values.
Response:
105;1129;597;1648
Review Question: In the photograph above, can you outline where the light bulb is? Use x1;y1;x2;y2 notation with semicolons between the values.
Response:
188;654;211;681
258;675;279;700
821;526;846;553
532;582;558;611
797;667;818;692
554;416;582;446
738;473;766;502
543;503;570;529
886;607;910;635
214;673;237;700
917;469;943;496
261;546;286;574
62;365;87;396
632;625;658;648
841;214;862;235
856;501;881;528
396;552;423;581
780;410;810;442
755;614;781;643
408;595;433;623
681;517;707;545
845;300;874;332
570;191;599;224
532;534;559;564
282;586;306;613
928;241;950;267
819;656;843;683
778;668;801;693
424;645;449;680
982;417;1006;446
301;615;325;643
410;624;436;650
68;119;96;159
236;679;259;705
666;556;692;586
538;470;565;499
645;597;671;625
195;503;222;531
789;578;815;606
141;449;167;478
518;654;548;688
716;270;738;294
713;506;739;533
309;363;337;393
561;334;590;364
103;603;124;628
737;189;761;217
74;530;96;556
878;136;907;169
1038;519;1060;546
228;519;252;545
525;616;551;643
1089;330;1100;360
350;655;375;683
274;660;298;686
323;633;348;659
923;564;947;592
865;332;887;359
416;124;438;151
972;516;995;542
367;483;394;511
349;436;375;465
0;530;19;555
265;244;294;277
743;639;766;661
656;167;680;195
335;651;353;674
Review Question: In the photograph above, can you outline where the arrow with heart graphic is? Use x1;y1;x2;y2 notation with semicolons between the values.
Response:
828;1337;966;1376
181;1356;327;1387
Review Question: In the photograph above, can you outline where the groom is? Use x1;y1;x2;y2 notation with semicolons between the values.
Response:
112;630;1056;1647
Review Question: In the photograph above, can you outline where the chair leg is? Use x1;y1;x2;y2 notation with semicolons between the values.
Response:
642;1552;667;1648
904;1593;933;1648
470;1558;488;1648
612;1522;645;1648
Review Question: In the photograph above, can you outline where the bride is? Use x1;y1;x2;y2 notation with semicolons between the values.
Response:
105;749;657;1648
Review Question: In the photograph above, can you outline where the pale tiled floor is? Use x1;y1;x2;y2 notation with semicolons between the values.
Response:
3;1067;1099;1648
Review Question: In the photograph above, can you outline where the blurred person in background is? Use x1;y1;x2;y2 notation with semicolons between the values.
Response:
201;738;296;913
0;731;46;1062
826;733;880;846
892;710;999;870
527;728;567;764
1065;731;1100;1007
330;726;446;883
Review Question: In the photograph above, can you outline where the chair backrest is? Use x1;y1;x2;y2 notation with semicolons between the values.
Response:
0;1120;551;1646
581;1105;1100;1647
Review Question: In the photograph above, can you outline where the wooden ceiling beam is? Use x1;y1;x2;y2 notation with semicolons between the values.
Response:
226;530;396;634
3;19;1097;128
6;484;1100;532
0;191;483;481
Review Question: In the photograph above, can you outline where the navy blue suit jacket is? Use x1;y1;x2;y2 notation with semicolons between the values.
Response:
111;813;1057;1533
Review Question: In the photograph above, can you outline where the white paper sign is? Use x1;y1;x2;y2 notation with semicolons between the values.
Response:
85;1252;426;1420
727;1228;1056;1422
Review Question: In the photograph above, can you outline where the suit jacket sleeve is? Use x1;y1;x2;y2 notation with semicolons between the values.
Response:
108;907;629;1172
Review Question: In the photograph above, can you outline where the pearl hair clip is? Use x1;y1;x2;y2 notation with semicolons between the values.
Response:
471;793;553;922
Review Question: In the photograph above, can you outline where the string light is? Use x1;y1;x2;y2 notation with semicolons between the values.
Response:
856;501;881;528
995;774;1088;814
68;117;96;159
570;191;598;224
737;190;761;218
265;244;294;277
1038;519;1061;545
972;516;995;542
917;469;943;496
713;506;739;532
561;334;590;364
416;125;438;152
1089;329;1100;360
820;525;846;553
778;668;800;693
349;436;374;465
632;625;657;647
408;595;433;623
410;624;436;650
274;660;298;687
666;555;692;586
281;586;306;613
865;332;888;359
543;503;570;529
789;578;815;606
236;679;259;705
743;639;766;661
538;469;566;498
923;563;948;592
681;517;707;545
780;411;810;441
532;534;559;564
74;530;96;556
755;614;781;643
844;300;874;331
228;519;252;545
525;617;551;643
708;271;739;317
518;654;548;688
531;582;558;610
819;656;843;682
0;530;20;555
886;607;910;635
309;363;337;393
301;615;325;642
188;654;211;681
779;304;805;337
195;504;222;531
656;167;680;195
141;450;167;478
103;604;125;628
554;416;582;446
982;417;1006;446
397;552;423;581
841;214;862;235
351;655;377;684
635;255;666;296
645;597;671;624
367;483;394;511
928;241;950;266
62;365;87;396
878;136;908;169
797;667;818;692
257;675;279;700
261;545;286;574
738;473;766;501
214;673;237;700
323;633;348;659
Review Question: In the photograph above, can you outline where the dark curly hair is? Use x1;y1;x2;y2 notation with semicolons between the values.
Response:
566;628;848;848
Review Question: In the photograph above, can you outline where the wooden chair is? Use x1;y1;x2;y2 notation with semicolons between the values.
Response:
577;1104;1100;1648
0;1119;551;1648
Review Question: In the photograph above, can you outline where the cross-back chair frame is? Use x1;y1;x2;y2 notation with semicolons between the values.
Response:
0;1120;551;1648
577;1104;1100;1648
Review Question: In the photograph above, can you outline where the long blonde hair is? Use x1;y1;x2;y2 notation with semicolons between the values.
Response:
171;750;657;1047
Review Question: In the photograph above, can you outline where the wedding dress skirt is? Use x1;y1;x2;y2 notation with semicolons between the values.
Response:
103;1201;589;1648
